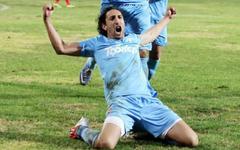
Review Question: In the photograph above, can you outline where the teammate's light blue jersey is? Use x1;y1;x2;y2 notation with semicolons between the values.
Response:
149;0;168;21
149;0;168;46
79;34;151;103
101;0;147;4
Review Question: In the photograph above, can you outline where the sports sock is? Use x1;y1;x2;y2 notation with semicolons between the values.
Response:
85;57;96;70
140;57;149;78
77;126;100;146
147;58;160;80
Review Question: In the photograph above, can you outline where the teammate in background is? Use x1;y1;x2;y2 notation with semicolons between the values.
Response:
148;0;168;80
54;0;74;8
43;4;198;149
80;0;152;85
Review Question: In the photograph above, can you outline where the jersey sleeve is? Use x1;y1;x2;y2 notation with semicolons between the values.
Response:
79;37;97;57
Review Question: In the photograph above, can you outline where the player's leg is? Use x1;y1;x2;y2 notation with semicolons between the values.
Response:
70;95;138;149
148;0;168;80
165;120;198;147
70;117;122;149
54;0;62;8
66;0;74;8
69;117;99;146
65;0;70;5
140;97;198;147
79;57;96;85
94;117;123;149
148;43;162;80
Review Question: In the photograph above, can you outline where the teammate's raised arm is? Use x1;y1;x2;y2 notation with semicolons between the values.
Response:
139;7;176;46
43;4;81;56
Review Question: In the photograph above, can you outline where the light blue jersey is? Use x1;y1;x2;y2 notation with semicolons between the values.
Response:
80;34;151;103
101;0;147;4
80;34;180;138
149;0;168;46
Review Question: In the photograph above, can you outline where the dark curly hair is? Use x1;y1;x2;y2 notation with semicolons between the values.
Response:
97;6;121;37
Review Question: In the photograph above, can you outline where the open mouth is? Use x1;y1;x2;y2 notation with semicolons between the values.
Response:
115;26;122;33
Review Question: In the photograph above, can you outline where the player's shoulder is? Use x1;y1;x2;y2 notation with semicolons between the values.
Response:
83;35;104;43
124;33;140;42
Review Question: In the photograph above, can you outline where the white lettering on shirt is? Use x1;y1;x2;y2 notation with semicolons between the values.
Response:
106;45;138;57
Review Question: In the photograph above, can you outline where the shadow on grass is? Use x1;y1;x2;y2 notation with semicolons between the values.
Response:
0;131;89;149
0;81;104;100
0;131;179;149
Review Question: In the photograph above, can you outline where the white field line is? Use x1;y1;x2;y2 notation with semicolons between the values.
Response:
0;3;9;11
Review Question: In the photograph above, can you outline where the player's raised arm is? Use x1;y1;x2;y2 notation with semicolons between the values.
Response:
43;4;81;56
139;7;176;46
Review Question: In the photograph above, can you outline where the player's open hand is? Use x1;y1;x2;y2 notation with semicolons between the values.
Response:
166;7;176;19
43;4;54;20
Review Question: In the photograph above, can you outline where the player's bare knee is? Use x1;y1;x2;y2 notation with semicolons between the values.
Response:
95;138;117;149
191;133;199;147
187;132;198;147
98;141;116;149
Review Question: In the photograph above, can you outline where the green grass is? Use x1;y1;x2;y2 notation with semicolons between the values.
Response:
0;0;240;149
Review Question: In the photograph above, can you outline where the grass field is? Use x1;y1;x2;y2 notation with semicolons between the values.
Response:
0;0;240;149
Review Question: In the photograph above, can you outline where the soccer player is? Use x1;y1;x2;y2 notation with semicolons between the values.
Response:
80;0;152;85
54;0;74;8
43;4;198;149
148;0;168;80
